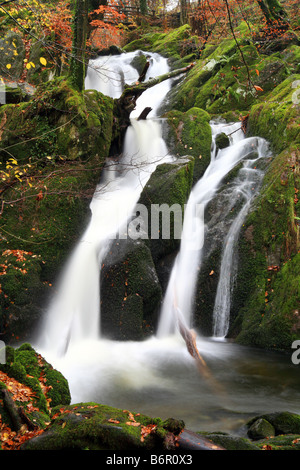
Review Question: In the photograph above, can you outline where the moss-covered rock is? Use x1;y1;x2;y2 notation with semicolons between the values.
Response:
247;74;300;154
123;25;192;61
215;132;230;150
21;403;185;450
101;238;162;340
164;107;212;183
0;343;70;431
138;156;195;265
247;412;300;436
247;418;276;440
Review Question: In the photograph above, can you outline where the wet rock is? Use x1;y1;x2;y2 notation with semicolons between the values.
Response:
215;132;230;150
247;418;275;440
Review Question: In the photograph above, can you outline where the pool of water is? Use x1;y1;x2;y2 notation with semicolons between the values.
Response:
39;334;300;435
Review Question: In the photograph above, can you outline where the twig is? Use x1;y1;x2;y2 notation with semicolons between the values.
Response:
223;0;254;90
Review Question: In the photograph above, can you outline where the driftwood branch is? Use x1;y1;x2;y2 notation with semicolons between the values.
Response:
137;107;152;120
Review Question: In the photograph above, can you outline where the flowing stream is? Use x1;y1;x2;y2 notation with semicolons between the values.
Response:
35;50;300;434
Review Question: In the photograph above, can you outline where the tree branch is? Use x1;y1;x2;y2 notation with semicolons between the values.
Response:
110;63;196;156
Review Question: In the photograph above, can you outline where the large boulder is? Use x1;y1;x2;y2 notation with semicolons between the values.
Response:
21;403;185;451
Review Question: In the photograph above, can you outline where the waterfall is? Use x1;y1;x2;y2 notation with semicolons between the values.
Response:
157;121;269;339
212;138;268;338
31;51;300;434
37;51;173;356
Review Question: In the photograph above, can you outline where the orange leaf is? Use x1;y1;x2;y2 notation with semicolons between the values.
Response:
254;85;263;92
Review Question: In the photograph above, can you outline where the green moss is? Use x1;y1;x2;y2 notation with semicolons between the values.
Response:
165;107;211;182
231;144;299;350
248;75;300;154
23;402;180;450
0;343;70;416
124;25;192;60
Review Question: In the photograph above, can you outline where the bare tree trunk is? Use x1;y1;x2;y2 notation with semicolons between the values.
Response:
69;0;88;91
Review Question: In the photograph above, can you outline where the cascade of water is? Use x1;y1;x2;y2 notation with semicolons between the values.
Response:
212;138;269;338
37;52;173;356
157;122;269;339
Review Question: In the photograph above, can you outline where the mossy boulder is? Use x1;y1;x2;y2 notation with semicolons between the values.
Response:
0;343;70;431
164;107;212;183
138;156;195;267
215;132;230;150
101;238;162;340
0;77;114;164
21;403;185;450
247;418;276;440
168;30;299;115
257;434;300;450
0;250;50;343
247;412;300;436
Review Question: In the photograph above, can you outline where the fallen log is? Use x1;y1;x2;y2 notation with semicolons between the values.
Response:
110;62;195;156
118;62;196;115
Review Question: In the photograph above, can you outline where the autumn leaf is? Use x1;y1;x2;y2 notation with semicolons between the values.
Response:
254;85;264;92
6;64;11;69
255;69;260;76
40;57;47;66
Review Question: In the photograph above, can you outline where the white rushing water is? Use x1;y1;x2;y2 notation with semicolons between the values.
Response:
157;122;269;338
34;50;300;434
37;51;173;355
